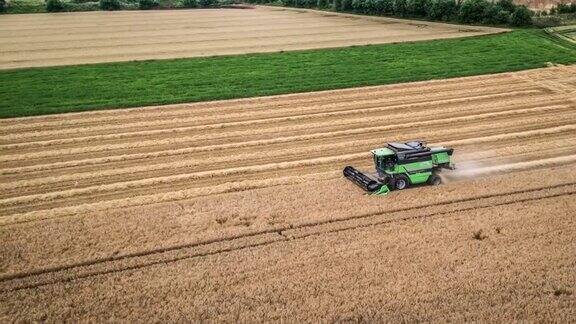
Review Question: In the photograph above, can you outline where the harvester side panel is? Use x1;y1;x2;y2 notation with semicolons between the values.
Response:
432;152;451;165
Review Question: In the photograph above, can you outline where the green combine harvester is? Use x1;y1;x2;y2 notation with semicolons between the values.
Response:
343;141;455;195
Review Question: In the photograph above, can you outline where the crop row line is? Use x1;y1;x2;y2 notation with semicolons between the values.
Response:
0;92;555;150
1;85;544;141
2;103;571;163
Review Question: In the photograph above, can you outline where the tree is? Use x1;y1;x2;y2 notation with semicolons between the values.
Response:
99;0;121;10
482;3;510;24
427;0;458;20
333;0;341;10
46;0;65;12
139;0;159;9
496;0;514;12
510;5;532;26
406;0;429;16
182;0;198;7
458;0;490;23
393;0;407;16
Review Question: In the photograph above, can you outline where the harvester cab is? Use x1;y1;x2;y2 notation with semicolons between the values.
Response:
343;141;454;195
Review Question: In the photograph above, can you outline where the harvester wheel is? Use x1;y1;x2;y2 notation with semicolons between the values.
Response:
394;175;409;190
428;174;442;186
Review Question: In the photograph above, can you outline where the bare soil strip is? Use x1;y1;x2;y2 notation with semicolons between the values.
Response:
0;7;505;69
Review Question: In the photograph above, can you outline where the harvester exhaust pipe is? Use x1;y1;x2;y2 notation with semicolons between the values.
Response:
343;166;382;192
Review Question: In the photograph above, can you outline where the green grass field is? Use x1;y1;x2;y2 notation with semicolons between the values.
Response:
1;29;575;118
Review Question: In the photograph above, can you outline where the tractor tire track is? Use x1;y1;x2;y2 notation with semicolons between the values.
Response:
1;183;574;292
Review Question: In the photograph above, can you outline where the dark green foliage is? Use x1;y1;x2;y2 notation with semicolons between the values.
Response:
198;0;216;6
340;0;352;10
99;0;120;10
426;0;457;20
138;0;158;9
46;0;64;11
369;0;382;12
555;2;576;14
246;0;533;26
493;8;511;24
482;4;510;24
377;0;394;14
496;0;514;12
181;0;198;7
0;0;6;12
354;0;381;13
510;5;532;26
65;1;99;10
392;0;407;16
458;0;490;23
351;0;365;12
406;0;428;16
2;30;576;118
3;0;45;13
294;0;316;8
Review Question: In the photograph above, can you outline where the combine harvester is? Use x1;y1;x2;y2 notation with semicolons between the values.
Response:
343;141;455;195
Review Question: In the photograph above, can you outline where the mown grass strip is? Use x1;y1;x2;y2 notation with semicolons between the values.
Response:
0;29;575;118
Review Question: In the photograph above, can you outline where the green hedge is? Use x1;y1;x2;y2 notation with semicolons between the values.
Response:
0;0;230;13
46;0;65;11
245;0;534;26
138;0;158;9
550;2;576;14
100;0;121;10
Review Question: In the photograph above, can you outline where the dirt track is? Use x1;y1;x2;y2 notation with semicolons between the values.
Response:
1;66;575;321
0;6;504;69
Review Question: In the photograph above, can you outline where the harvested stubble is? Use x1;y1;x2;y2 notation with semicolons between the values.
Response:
1;66;576;321
0;7;504;69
